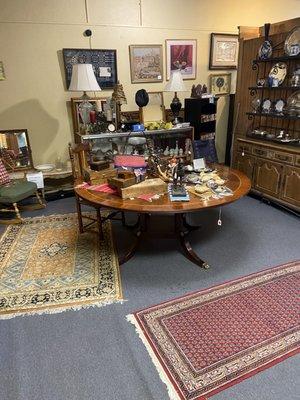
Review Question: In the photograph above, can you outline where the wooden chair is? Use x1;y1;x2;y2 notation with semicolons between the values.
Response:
68;143;125;240
0;155;46;224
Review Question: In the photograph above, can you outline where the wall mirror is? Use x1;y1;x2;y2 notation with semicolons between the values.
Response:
0;129;34;171
139;91;166;124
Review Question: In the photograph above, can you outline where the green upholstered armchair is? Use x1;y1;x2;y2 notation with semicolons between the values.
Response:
0;157;45;224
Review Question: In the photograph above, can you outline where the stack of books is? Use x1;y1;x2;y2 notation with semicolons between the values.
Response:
168;184;190;202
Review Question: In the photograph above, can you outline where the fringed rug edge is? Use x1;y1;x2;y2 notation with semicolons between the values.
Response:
126;313;182;400
0;297;126;320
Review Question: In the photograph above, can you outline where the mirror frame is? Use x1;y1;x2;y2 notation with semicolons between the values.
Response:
139;91;166;124
0;129;34;171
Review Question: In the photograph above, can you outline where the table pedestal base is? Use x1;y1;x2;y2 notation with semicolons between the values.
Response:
118;213;210;269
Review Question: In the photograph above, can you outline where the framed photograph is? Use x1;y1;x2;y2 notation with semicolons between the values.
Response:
63;48;118;90
209;33;239;69
166;39;197;80
0;62;5;80
129;45;163;83
210;73;231;95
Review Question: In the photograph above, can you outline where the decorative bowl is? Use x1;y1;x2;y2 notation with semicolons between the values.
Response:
35;164;55;172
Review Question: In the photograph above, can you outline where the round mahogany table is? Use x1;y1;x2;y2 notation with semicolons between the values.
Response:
75;165;251;269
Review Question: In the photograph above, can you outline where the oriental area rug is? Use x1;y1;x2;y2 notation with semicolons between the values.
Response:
128;261;300;400
0;213;123;319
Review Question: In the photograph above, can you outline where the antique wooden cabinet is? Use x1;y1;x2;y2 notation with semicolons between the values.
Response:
231;18;300;213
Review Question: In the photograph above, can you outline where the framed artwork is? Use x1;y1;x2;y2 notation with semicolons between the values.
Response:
129;45;163;83
0;62;5;80
209;33;239;69
166;39;197;80
210;73;231;95
63;48;118;90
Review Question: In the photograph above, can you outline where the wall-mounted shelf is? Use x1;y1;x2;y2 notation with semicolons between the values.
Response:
252;55;300;64
248;86;299;91
246;112;299;120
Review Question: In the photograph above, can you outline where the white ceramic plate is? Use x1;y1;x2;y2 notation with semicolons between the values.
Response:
35;164;55;172
284;27;300;56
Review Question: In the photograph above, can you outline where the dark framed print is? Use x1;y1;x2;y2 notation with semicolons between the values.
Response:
166;39;197;80
63;48;118;89
209;34;239;70
129;45;163;83
210;73;231;95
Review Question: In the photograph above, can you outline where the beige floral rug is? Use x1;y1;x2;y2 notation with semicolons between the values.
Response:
0;213;123;319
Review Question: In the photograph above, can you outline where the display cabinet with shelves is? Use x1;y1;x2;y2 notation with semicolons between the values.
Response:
231;18;300;213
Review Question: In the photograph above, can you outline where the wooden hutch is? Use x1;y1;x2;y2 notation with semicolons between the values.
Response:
231;18;300;213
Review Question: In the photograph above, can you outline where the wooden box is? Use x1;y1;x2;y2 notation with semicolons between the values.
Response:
83;167;117;185
108;171;136;189
120;178;167;199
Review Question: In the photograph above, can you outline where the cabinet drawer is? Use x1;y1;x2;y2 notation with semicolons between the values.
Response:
273;151;294;165
252;146;268;158
237;142;252;154
295;155;300;167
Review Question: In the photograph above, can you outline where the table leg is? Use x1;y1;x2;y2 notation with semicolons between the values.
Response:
118;213;147;265
175;214;210;269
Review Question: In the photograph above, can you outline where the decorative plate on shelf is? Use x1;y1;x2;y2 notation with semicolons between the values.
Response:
269;62;287;86
285;90;300;116
35;164;55;172
274;99;285;114
262;98;272;113
251;97;261;112
284;27;300;56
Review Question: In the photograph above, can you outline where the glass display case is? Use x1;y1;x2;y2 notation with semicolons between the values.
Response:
76;127;194;166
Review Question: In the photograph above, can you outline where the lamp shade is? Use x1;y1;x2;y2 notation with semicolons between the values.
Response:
68;64;101;91
164;70;187;92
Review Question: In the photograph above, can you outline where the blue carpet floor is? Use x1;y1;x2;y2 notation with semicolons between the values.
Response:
0;195;299;400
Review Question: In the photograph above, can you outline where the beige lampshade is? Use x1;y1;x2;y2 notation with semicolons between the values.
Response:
164;70;187;92
68;64;101;91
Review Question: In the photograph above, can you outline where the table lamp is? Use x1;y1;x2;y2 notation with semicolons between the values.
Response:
68;63;101;127
164;70;187;124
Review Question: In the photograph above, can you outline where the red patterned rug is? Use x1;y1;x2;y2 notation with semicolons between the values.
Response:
127;261;300;400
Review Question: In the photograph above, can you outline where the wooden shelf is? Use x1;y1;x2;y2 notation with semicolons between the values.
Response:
246;112;300;120
252;55;300;64
248;86;299;90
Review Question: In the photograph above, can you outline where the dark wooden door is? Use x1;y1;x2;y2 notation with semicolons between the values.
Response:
254;159;282;197
233;153;255;182
280;166;300;208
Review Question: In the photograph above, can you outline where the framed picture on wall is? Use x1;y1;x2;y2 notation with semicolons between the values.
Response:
63;48;118;90
210;73;231;95
166;39;197;80
0;62;5;80
209;33;239;69
129;45;163;83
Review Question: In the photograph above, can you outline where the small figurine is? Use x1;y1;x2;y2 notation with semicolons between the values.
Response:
179;148;183;156
163;146;170;156
174;141;179;156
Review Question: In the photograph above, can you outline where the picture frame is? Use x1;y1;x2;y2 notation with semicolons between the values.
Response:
209;33;239;70
166;39;197;80
0;62;5;81
129;45;163;83
62;48;118;90
210;73;231;95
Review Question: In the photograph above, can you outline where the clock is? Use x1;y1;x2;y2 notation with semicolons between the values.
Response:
107;123;116;132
